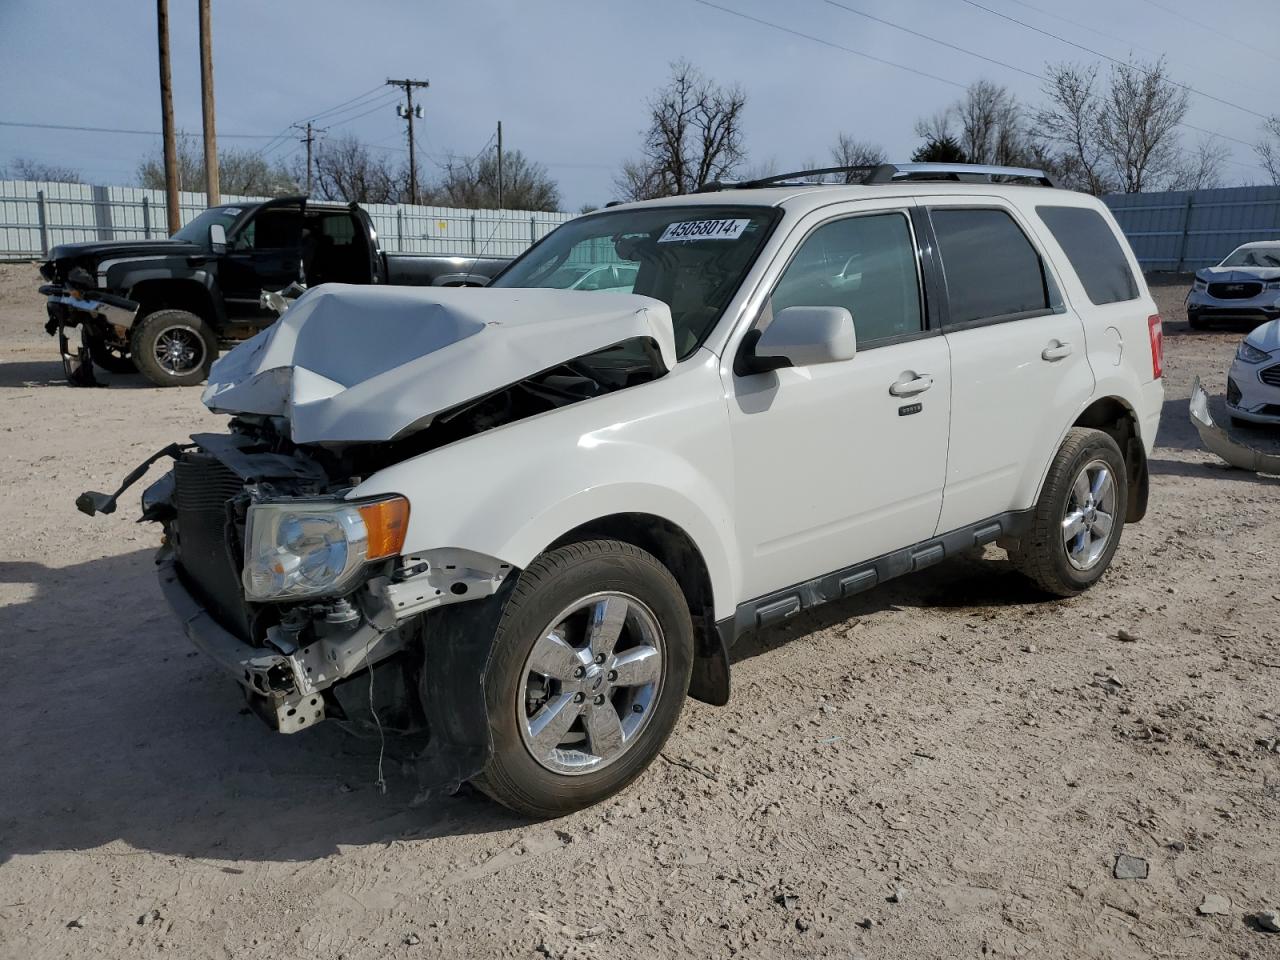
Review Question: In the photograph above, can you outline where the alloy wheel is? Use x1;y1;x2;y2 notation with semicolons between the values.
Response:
153;326;205;375
517;592;665;775
1062;458;1117;570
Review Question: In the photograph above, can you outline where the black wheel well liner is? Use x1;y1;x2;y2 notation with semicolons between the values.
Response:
1072;396;1148;523
129;279;220;327
549;513;729;706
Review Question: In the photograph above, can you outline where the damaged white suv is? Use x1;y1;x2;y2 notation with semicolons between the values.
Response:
81;163;1165;816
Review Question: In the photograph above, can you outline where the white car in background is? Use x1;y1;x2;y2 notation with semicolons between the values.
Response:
1227;318;1280;424
1186;241;1280;330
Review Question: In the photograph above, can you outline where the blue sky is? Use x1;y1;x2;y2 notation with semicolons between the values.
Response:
0;0;1274;211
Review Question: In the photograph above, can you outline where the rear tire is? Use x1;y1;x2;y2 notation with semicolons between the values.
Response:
1010;427;1128;597
472;540;694;817
130;309;218;387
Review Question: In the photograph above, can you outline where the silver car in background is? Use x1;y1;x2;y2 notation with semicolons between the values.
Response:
1186;241;1280;330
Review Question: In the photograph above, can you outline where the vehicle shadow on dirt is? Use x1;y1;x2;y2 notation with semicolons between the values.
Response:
0;549;529;868
0;358;168;390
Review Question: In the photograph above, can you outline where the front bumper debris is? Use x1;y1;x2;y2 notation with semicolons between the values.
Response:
42;284;140;386
1189;377;1280;474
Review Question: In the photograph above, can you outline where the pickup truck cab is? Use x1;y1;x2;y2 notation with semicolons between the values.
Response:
82;163;1164;817
39;196;508;387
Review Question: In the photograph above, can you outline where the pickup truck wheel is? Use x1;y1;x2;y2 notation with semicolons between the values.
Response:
1010;427;1128;597
86;332;136;374
473;540;694;817
130;309;218;387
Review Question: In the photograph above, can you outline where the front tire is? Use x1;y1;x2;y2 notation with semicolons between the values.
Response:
130;309;218;387
473;540;694;817
86;331;136;374
1011;427;1128;597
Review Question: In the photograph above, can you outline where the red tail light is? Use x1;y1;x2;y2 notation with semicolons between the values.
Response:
1147;314;1164;379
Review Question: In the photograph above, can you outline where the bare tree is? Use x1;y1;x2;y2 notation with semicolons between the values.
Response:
1;157;82;182
138;132;296;196
309;134;400;204
1168;138;1229;191
914;81;1029;168
956;80;1027;165
1256;115;1280;186
438;148;560;211
911;135;966;163
830;135;886;181
1097;57;1189;193
1034;63;1113;195
615;61;747;200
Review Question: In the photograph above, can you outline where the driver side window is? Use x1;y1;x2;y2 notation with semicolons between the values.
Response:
771;212;924;347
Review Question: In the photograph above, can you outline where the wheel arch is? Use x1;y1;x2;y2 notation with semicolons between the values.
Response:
545;512;730;707
128;276;224;328
1070;395;1148;523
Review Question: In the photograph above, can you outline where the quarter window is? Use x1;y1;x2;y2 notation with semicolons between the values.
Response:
769;212;924;345
930;208;1049;324
1036;205;1139;305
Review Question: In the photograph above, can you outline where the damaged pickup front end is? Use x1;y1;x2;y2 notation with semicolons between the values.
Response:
81;283;677;792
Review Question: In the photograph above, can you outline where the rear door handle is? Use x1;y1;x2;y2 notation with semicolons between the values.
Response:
1041;340;1073;361
889;373;934;397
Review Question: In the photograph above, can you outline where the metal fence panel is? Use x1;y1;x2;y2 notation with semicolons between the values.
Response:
0;178;573;260
1104;185;1280;272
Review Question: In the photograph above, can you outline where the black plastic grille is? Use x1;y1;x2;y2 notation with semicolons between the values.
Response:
1261;364;1280;388
1208;281;1263;300
173;453;252;640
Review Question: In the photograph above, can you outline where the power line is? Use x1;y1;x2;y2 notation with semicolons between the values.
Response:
302;83;388;122
0;118;279;138
1001;0;1259;99
824;0;1040;81
691;0;966;90
1133;0;1280;66
692;0;1262;165
950;0;1270;121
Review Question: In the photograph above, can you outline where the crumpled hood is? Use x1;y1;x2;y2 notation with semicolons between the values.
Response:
201;283;676;444
1196;266;1280;283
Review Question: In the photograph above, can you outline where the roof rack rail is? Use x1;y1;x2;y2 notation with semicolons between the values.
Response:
865;162;1057;187
698;162;1056;192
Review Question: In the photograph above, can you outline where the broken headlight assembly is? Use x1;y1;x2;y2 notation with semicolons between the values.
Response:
242;496;409;601
1236;341;1271;364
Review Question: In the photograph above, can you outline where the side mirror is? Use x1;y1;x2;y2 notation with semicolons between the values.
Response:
744;305;857;373
209;223;227;255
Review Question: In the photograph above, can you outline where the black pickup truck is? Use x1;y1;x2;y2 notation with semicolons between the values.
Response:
40;196;510;386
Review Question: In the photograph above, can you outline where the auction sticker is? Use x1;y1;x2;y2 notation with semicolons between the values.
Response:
657;218;750;243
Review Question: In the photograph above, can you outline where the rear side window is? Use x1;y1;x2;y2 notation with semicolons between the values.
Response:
930;208;1049;325
1036;205;1139;305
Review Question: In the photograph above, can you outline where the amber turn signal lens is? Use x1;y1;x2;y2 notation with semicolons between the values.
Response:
358;496;410;560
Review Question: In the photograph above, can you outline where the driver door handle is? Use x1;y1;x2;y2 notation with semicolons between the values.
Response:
889;373;934;397
1041;340;1073;361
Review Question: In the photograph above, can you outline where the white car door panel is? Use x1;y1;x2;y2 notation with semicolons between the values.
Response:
725;206;951;602
926;200;1095;533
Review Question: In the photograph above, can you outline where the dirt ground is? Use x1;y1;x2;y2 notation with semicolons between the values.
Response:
0;263;1277;960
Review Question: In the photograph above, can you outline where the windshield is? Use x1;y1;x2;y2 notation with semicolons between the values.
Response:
172;205;243;244
492;205;779;358
1220;246;1280;269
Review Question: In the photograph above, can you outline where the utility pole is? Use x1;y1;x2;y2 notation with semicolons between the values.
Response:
293;121;321;194
496;120;503;209
386;77;429;204
156;0;180;234
198;0;219;205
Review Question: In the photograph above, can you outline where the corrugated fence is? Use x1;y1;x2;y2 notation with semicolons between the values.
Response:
0;179;573;261
1103;184;1280;272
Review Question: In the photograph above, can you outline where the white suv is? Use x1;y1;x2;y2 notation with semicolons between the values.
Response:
83;163;1165;816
